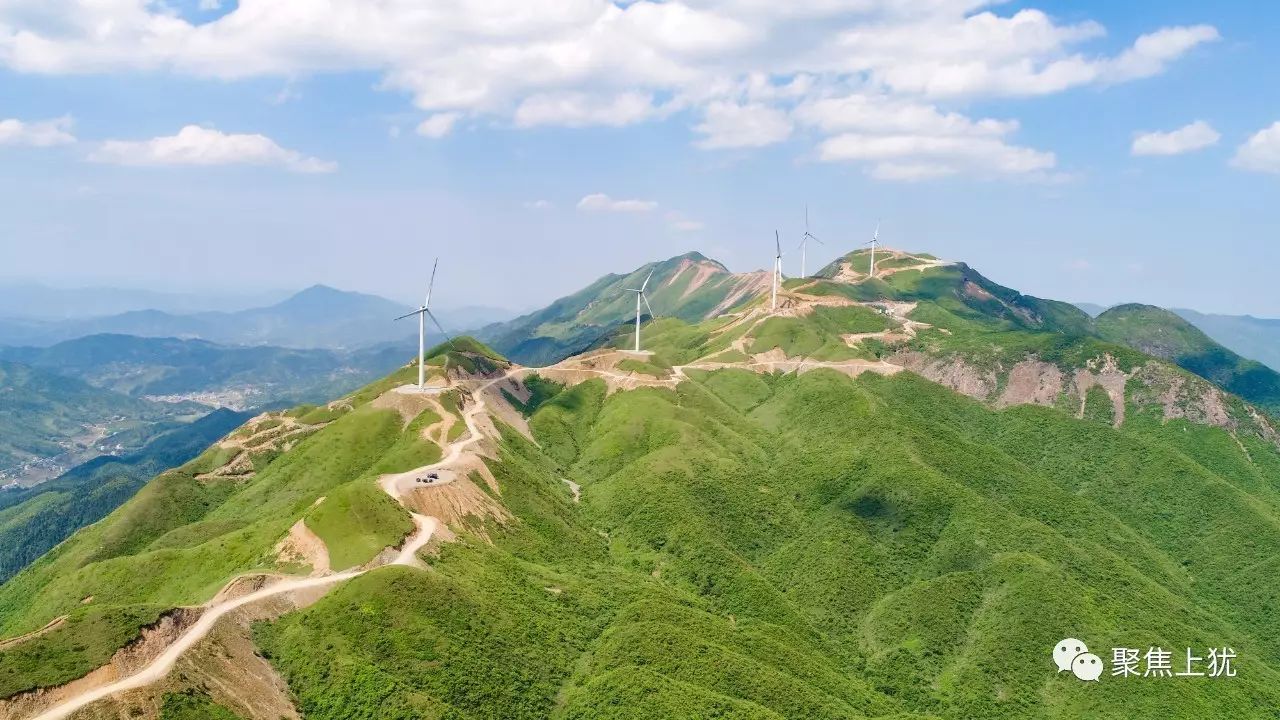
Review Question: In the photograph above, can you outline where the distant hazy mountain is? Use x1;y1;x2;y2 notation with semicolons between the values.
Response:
1172;309;1280;374
0;284;516;349
0;281;290;319
1073;301;1110;317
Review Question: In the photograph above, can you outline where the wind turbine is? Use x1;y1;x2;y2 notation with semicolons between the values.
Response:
866;221;881;279
623;268;656;353
797;204;823;277
772;230;784;310
394;258;450;389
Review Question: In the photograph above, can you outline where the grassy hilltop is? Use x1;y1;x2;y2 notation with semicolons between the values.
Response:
3;251;1280;719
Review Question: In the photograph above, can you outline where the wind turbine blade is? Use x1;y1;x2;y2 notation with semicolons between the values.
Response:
640;268;655;292
805;203;809;233
425;309;455;348
808;232;823;244
641;293;655;320
425;257;439;308
393;309;423;321
775;230;781;257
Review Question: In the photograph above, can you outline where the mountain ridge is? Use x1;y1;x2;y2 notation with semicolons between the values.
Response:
3;248;1280;719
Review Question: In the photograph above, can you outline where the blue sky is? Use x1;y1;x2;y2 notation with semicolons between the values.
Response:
1;0;1277;316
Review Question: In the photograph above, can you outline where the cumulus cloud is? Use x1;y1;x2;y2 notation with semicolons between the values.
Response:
1231;121;1280;174
577;193;658;213
416;112;461;139
89;125;336;173
0;115;75;146
515;92;666;128
694;101;793;149
797;94;1051;179
0;1;1219;178
1131;120;1219;156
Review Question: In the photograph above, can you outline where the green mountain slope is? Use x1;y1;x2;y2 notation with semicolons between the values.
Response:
257;367;1280;719
478;252;770;366
4;253;1280;719
0;408;251;584
1097;304;1280;414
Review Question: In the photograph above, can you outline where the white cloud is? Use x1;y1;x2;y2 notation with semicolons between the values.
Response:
1105;25;1220;83
416;112;461;139
665;211;704;231
514;92;665;128
198;0;221;11
523;199;553;210
89;125;336;173
577;193;657;213
817;132;1055;180
0;115;75;146
694;101;793;149
1131;120;1219;156
0;2;1219;178
798;94;1052;179
1231;121;1280;174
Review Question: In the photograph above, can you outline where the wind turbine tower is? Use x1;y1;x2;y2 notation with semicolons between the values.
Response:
772;230;784;310
624;268;656;353
866;222;881;279
798;204;823;277
394;258;450;390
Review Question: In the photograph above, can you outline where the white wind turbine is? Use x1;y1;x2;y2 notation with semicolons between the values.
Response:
623;268;656;353
772;230;784;310
797;204;823;278
866;221;881;279
394;258;451;390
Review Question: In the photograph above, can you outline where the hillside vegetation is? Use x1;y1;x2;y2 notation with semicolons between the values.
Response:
1097;304;1280;415
253;366;1280;719
4;252;1280;719
0;407;251;584
479;252;770;366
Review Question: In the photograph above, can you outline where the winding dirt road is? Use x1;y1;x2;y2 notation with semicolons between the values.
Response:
21;374;520;720
25;344;894;719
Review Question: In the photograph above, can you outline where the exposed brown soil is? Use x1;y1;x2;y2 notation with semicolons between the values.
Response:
0;609;202;720
996;360;1065;409
894;352;996;401
273;519;331;576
